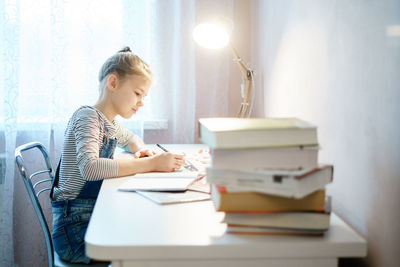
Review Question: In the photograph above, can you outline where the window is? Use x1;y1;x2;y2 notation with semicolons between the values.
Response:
0;0;164;130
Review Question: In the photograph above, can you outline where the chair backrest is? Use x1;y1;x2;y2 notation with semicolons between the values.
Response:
15;142;55;267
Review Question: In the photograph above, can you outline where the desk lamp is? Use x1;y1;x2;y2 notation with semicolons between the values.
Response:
193;19;254;117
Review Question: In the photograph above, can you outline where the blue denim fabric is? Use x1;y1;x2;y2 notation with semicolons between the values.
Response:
51;199;95;264
51;135;117;264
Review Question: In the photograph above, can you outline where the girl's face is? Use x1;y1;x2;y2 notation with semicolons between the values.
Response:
110;74;151;119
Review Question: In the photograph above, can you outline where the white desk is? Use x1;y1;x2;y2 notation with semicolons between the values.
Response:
85;144;367;267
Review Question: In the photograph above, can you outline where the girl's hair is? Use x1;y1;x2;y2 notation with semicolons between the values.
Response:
98;46;152;87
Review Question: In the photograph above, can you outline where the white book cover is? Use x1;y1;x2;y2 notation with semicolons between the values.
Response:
207;165;333;198
211;146;319;171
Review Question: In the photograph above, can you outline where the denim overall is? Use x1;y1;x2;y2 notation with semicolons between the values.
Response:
51;135;117;264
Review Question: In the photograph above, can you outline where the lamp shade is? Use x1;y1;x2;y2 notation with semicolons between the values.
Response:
192;23;230;49
192;19;253;117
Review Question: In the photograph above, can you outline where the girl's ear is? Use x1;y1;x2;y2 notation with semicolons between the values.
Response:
106;74;119;91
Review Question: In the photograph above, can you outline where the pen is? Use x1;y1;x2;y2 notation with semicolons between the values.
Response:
156;143;168;152
156;144;198;171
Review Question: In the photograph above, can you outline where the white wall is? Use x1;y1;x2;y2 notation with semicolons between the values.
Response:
252;0;400;266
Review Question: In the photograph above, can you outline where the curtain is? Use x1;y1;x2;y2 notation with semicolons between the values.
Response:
0;0;235;265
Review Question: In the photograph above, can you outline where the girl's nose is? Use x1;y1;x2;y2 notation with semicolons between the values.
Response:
137;100;144;107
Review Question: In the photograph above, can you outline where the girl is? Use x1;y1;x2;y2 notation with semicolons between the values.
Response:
51;47;184;264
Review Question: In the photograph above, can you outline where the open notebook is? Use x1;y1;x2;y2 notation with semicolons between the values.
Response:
118;170;199;192
136;190;210;205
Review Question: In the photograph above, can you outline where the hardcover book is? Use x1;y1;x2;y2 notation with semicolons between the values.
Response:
199;117;318;149
226;225;327;236
211;185;326;212
223;197;331;230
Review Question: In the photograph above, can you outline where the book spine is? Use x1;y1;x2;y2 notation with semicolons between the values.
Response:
213;129;318;149
226;226;327;236
223;212;331;229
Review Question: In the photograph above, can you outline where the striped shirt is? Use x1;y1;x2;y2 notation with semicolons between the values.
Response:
53;106;137;201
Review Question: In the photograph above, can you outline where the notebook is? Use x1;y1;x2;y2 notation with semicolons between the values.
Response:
136;190;210;205
118;170;199;192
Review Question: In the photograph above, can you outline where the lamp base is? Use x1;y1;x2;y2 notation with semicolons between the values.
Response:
238;102;250;118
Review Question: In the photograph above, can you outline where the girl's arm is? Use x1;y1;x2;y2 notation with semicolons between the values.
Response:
116;152;184;176
112;121;182;174
113;121;155;157
128;136;156;158
74;108;119;180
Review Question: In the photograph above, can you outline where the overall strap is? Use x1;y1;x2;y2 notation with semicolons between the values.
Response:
50;157;61;200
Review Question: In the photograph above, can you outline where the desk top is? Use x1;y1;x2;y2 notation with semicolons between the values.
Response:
85;144;367;262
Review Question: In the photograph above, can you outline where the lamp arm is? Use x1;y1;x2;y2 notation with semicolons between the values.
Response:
229;43;253;118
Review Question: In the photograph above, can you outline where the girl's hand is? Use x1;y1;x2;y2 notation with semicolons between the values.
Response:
151;152;184;172
133;148;157;158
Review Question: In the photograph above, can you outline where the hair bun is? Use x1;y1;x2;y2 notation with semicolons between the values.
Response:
119;46;132;53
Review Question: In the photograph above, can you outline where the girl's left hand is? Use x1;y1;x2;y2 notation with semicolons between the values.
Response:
133;148;157;158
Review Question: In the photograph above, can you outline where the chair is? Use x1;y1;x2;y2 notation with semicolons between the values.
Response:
15;142;109;267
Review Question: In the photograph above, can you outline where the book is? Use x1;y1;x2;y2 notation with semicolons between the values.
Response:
211;184;326;212
207;164;333;199
223;197;331;230
226;225;326;236
211;145;319;171
199;117;318;149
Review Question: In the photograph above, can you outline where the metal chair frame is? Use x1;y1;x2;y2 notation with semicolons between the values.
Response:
15;142;110;267
15;142;56;266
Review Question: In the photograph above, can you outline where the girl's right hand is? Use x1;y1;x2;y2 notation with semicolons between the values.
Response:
151;152;184;172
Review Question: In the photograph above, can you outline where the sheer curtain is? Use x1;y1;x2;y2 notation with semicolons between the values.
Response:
0;0;235;265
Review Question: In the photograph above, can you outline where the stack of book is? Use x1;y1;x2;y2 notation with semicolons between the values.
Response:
199;117;333;236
